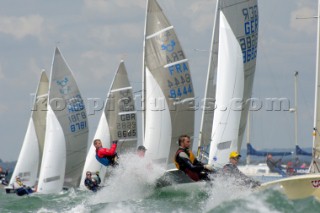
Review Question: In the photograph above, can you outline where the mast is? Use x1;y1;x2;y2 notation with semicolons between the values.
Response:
246;111;251;165
141;0;149;145
198;0;219;154
310;0;320;173
294;71;298;148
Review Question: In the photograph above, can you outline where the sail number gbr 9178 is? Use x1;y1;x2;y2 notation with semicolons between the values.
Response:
240;5;258;64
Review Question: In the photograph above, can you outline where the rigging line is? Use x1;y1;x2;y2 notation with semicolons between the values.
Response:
257;30;295;148
297;76;313;125
220;0;251;10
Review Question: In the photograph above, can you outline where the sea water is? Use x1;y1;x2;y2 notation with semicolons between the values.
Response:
1;154;320;213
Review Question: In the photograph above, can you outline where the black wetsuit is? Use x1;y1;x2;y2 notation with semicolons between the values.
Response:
0;170;8;186
223;163;260;188
175;147;209;181
84;174;101;192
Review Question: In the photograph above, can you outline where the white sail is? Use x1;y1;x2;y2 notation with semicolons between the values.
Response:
198;0;219;160
202;0;258;167
9;71;48;187
37;48;89;193
80;61;137;188
142;0;195;169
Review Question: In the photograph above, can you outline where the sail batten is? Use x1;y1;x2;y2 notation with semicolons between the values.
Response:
111;86;133;92
118;111;137;115
164;59;189;68
146;26;174;39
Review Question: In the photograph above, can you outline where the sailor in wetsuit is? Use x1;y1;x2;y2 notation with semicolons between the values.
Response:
84;171;101;192
13;176;35;196
94;139;118;167
223;151;260;188
0;167;8;186
175;134;214;181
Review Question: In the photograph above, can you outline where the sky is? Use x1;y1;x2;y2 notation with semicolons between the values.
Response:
0;0;317;161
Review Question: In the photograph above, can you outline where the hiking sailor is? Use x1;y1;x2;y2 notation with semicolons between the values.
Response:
175;134;214;181
12;176;36;196
266;154;287;177
223;151;260;188
94;139;118;167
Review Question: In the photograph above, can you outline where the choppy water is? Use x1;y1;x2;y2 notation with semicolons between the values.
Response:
1;154;320;213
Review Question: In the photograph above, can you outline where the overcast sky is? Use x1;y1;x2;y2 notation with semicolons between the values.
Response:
0;0;317;161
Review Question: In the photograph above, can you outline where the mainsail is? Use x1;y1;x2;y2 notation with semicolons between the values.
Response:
37;48;89;193
80;61;137;187
142;0;195;169
200;0;259;167
246;143;292;157
296;145;312;156
9;71;48;187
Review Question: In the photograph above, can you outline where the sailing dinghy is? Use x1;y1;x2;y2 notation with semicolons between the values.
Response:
198;0;259;169
238;72;311;181
37;47;89;194
260;1;320;200
142;0;195;175
5;71;48;194
80;60;137;188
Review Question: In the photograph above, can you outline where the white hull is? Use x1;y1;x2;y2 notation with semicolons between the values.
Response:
238;164;283;183
260;173;320;200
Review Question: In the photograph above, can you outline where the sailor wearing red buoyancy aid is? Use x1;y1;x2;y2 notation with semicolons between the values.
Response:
94;139;118;167
174;135;214;181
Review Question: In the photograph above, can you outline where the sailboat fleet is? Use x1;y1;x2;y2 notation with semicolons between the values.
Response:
5;0;320;201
